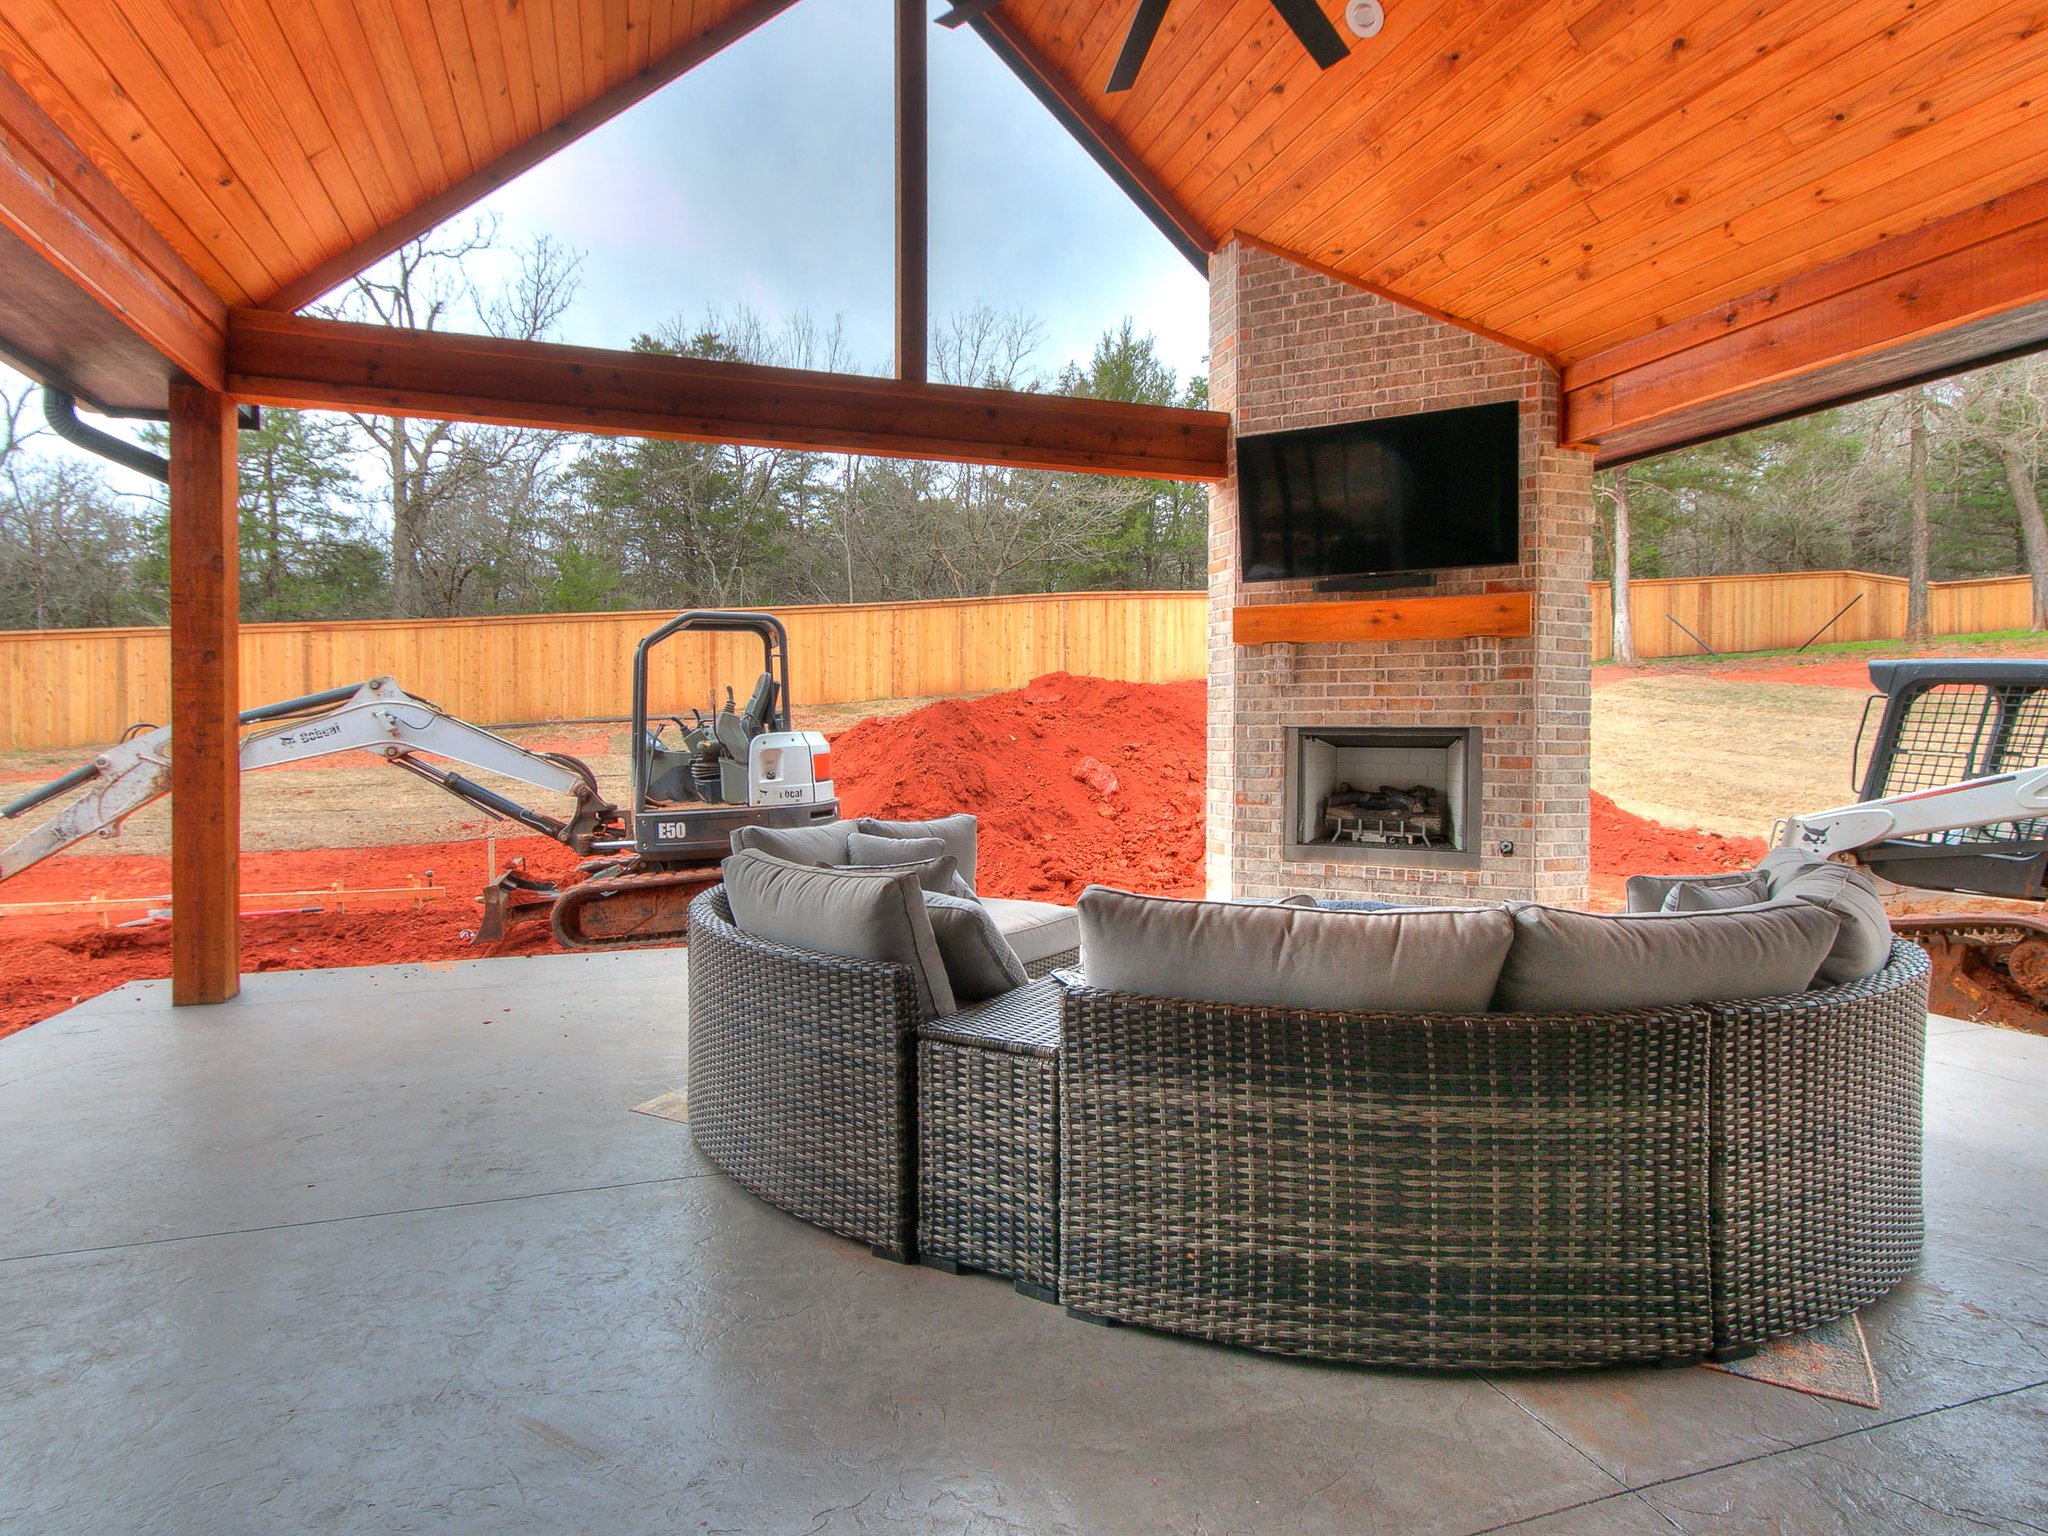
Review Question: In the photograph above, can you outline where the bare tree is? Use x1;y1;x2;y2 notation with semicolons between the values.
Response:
317;219;582;616
1955;357;2048;630
1904;387;1932;642
1595;467;1636;663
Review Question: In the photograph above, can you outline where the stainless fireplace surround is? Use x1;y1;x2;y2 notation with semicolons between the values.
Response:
1284;725;1484;869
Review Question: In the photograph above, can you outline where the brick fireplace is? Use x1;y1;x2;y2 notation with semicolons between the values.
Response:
1206;242;1595;905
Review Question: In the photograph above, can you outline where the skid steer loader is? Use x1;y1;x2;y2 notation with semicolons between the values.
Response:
1;610;837;951
1777;658;2048;1029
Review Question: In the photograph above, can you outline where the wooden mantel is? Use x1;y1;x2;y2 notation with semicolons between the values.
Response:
1232;592;1533;646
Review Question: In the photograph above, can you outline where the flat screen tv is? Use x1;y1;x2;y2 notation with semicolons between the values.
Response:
1236;401;1520;584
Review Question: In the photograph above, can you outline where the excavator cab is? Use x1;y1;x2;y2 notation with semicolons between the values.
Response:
625;611;839;862
1853;659;2048;900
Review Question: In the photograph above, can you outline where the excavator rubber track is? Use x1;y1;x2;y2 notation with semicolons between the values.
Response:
548;865;723;950
1889;913;2048;1034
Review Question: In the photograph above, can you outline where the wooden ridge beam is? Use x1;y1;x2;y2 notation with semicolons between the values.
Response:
0;68;225;399
226;310;1232;481
1563;181;2048;463
256;0;801;316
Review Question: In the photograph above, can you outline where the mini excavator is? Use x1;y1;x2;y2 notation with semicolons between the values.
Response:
0;611;837;949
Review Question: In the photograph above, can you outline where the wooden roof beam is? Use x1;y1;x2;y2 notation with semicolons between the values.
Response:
226;309;1231;481
0;68;225;404
1563;180;2048;465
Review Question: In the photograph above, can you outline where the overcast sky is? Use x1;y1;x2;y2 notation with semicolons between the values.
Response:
7;0;1210;489
468;0;1211;381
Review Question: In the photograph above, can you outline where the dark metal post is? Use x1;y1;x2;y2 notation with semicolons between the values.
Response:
896;0;928;383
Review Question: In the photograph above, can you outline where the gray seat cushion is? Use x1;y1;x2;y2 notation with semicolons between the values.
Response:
1493;900;1841;1012
1758;850;1893;984
728;819;855;866
980;897;1080;967
924;893;1030;1001
720;848;956;1018
1076;885;1514;1014
857;814;979;893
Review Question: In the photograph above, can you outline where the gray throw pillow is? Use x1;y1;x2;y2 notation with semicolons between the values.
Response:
846;852;961;897
857;814;979;894
924;892;1029;1001
728;819;854;866
1765;860;1894;984
849;831;945;866
1660;872;1772;912
1077;885;1514;1014
1492;900;1841;1012
845;831;972;897
720;849;956;1018
1625;869;1767;914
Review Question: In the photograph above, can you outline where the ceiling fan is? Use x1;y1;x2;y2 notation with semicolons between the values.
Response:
936;0;1351;93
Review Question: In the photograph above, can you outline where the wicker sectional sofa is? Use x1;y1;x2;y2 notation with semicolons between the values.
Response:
684;850;1931;1371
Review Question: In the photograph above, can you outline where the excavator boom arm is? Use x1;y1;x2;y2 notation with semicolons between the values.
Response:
0;678;618;883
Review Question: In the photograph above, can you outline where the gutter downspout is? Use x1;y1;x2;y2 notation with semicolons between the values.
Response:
42;389;170;484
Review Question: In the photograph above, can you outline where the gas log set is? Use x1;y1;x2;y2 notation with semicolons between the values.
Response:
1318;782;1454;849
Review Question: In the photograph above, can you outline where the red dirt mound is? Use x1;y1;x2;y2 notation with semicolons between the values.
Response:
830;671;1207;904
1589;790;1767;878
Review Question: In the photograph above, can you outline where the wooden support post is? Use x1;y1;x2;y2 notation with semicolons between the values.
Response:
167;380;240;1006
895;0;928;384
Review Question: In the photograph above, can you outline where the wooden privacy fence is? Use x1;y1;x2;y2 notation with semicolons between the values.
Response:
5;574;2038;749
1590;571;2037;662
0;592;1208;752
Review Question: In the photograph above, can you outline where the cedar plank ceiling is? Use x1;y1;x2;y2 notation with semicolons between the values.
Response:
0;0;775;309
999;0;2048;365
1;0;2045;378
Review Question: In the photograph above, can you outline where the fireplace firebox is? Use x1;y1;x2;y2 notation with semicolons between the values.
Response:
1284;725;1484;867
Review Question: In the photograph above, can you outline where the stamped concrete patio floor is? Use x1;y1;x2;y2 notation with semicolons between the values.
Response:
3;950;2044;1535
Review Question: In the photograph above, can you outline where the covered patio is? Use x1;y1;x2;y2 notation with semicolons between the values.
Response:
4;952;2045;1534
6;3;2048;1530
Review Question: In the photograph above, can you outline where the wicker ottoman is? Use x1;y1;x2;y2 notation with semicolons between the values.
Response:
915;977;1064;1300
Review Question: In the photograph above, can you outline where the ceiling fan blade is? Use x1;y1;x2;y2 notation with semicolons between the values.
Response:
1106;0;1172;93
934;0;1005;27
1266;0;1350;68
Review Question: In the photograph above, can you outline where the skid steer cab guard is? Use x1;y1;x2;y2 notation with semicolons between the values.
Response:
1852;658;2048;900
627;610;839;863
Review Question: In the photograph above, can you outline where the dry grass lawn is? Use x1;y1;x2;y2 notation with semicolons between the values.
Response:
1592;677;1873;838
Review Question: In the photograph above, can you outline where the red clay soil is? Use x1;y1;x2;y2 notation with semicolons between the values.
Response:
1;674;1768;1040
1593;656;1878;690
830;672;1208;905
1594;636;2048;693
0;837;587;1037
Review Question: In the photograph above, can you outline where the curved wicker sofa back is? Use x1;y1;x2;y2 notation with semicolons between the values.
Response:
1057;941;1930;1370
687;886;922;1260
